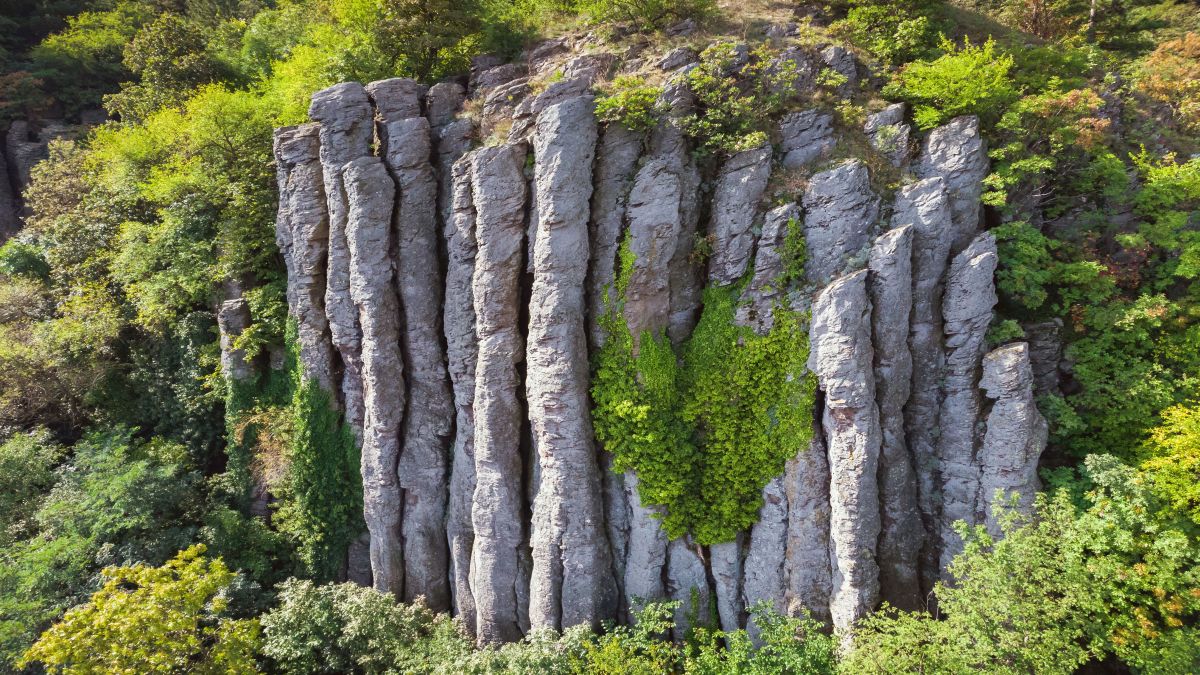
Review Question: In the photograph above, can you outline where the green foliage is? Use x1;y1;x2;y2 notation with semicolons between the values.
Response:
884;37;1017;130
685;604;835;675
593;232;815;544
576;0;717;30
1142;403;1200;526
845;455;1200;673
0;428;60;546
992;220;1115;315
986;317;1025;347
20;544;262;674
596;75;664;133
833;0;942;66
0;240;51;281
683;42;799;155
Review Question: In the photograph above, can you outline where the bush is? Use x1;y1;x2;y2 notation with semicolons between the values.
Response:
833;0;941;66
596;75;664;133
578;0;717;30
884;37;1017;129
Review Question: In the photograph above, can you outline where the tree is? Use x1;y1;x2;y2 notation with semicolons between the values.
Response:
20;545;261;674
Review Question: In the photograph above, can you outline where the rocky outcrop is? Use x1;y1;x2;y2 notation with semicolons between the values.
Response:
1023;319;1064;397
743;476;788;633
736;203;796;335
978;342;1047;535
526;97;615;632
917;116;988;253
809;270;881;630
587;123;642;348
310;82;374;440
217;287;255;385
708;145;772;285
865;104;911;167
711;536;744;633
937;233;998;575
802;160;879;285
623;158;683;345
444;156;479;632
342;156;404;594
273;124;335;391
868;226;922;611
470;143;529;645
667;537;711;640
373;80;455;612
779;110;835;168
783;435;832;624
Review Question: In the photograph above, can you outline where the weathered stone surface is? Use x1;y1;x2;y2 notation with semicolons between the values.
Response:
1023;319;1063;397
367;77;425;121
472;63;525;96
865;103;911;167
708;144;772;285
562;53;616;81
342;156;404;595
711;536;744;633
937;232;998;576
658;47;698;70
779;110;835;169
736;203;797;335
978;342;1047;535
743;475;788;637
273;124;335;391
820;45;857;91
310;82;374;440
667;537;711;640
526;97;614;632
470;143;529;645
435;118;475;231
623;158;683;347
868;226;922;611
445;154;479;632
509;77;592;141
586;123;641;347
916;116;988;253
217;289;254;384
377;108;455;612
427;81;466;129
5;121;49;190
622;471;668;622
894;177;954;594
481;78;531;136
808;270;881;630
783;435;832;624
802;159;879;285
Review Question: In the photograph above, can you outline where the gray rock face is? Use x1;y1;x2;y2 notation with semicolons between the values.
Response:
978;342;1047;535
894;177;955;594
481;78;531;137
820;45;857;91
711;537;744;633
865;103;911;167
217;291;254;384
708;145;772;285
667;537;711;640
472;62;525;96
435;118;475;230
784;435;832;624
868;226;922;611
273;124;334;391
779;110;835;169
310;82;374;440
623;158;683;346
586;123;642;348
367;77;426;121
916;116;988;253
743;476;788;637
808;270;881;630
1023;319;1063;397
526;97;615;632
470;143;529;645
509;77;592;141
937;233;998;576
427;81;466;129
5;121;50;191
376;104;455;612
802;160;880;285
658;47;698;70
342;156;404;595
736;203;797;335
621;472;668;622
445;155;479;633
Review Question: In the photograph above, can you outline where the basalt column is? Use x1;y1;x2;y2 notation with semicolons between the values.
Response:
470;143;529;645
868;226;922;611
309;83;374;440
342;156;405;594
526;97;616;632
371;78;455;612
937;233;998;576
445;155;480;632
809;270;882;631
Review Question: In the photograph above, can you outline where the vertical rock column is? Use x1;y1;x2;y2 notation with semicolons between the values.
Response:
526;97;615;632
309;83;374;440
273;124;334;391
977;342;1048;535
937;233;998;576
868;226;922;611
916;115;988;254
783;433;833;624
445;155;479;632
371;78;455;612
342;156;405;594
809;270;882;631
895;177;954;595
586;123;642;347
707;144;772;286
470;143;529;645
802;160;880;285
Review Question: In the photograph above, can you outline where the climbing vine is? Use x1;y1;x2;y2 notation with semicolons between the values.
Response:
592;232;816;545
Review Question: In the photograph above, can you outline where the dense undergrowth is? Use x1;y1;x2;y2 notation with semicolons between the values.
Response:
0;0;1199;672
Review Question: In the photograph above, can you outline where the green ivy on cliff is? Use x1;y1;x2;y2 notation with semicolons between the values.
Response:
592;233;816;545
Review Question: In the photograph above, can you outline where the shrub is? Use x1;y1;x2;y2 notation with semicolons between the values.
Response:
833;0;941;66
884;37;1017;130
1137;32;1200;134
596;75;664;133
578;0;717;30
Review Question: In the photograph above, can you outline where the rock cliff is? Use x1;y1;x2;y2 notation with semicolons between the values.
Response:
271;38;1048;640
